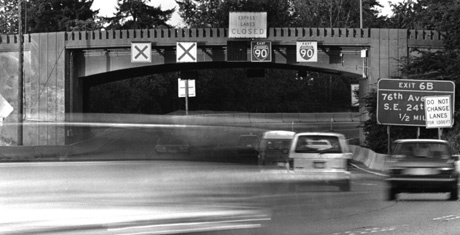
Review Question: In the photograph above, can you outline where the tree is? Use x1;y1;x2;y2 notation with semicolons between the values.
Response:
176;0;297;28
26;0;100;32
0;0;19;34
177;0;385;28
1;0;100;34
291;0;385;28
103;0;174;29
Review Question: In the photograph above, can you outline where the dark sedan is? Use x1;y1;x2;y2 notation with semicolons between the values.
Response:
155;138;191;154
386;139;459;201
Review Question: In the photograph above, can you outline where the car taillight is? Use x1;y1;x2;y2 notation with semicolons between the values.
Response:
439;167;454;171
438;167;455;175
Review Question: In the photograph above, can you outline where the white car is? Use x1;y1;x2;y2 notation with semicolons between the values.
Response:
288;132;352;191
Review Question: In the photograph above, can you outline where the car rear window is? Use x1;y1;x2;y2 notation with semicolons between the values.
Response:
266;140;291;150
392;142;451;160
295;135;342;153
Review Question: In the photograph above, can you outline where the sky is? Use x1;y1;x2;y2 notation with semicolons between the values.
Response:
91;0;184;27
90;0;405;27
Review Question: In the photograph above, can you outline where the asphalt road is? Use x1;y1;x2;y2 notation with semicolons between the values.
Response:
1;126;459;235
1;160;460;235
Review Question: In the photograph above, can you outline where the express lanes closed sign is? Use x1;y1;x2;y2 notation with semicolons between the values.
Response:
229;12;267;38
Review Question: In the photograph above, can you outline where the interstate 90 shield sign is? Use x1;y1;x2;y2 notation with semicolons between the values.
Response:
296;41;317;62
251;41;271;62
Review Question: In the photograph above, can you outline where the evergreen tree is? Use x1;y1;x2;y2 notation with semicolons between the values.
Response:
26;0;100;32
103;0;174;29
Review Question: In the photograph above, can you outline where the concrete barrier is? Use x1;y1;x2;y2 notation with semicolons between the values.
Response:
282;113;300;123
0;145;70;161
298;113;317;123
315;113;334;122
264;113;284;123
233;113;251;124
350;145;388;171
333;112;353;122
249;113;268;123
350;113;361;122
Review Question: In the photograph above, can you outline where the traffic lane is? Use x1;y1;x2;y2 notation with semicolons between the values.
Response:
0;161;382;235
68;126;261;164
65;124;358;161
252;168;460;235
0;161;271;234
2;160;459;235
0;161;376;235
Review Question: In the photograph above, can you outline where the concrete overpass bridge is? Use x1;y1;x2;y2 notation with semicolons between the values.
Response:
0;27;444;145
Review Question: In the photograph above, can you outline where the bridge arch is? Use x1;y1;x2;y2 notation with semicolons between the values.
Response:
81;61;358;87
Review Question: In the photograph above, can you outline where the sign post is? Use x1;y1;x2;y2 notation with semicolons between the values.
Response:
178;79;196;115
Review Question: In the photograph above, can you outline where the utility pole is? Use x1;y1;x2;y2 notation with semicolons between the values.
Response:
360;0;363;28
18;0;24;145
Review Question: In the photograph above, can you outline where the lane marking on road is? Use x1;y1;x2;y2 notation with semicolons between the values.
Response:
333;226;396;235
351;163;388;177
433;215;460;221
353;182;383;187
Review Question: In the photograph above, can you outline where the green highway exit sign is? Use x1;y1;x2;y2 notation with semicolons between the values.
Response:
377;79;455;126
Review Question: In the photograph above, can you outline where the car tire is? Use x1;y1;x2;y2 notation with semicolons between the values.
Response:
339;180;351;192
449;186;458;201
387;187;397;201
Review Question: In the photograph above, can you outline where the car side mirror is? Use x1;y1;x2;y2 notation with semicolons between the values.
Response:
452;155;460;161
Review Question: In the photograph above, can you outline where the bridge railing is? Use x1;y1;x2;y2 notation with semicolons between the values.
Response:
39;28;446;49
0;28;445;48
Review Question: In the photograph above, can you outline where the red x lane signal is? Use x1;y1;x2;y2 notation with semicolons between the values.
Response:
131;42;151;63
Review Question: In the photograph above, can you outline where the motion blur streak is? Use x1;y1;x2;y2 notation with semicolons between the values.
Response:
0;161;271;234
111;220;267;235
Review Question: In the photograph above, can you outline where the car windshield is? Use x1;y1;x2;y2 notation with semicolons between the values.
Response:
295;135;342;153
392;142;452;161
